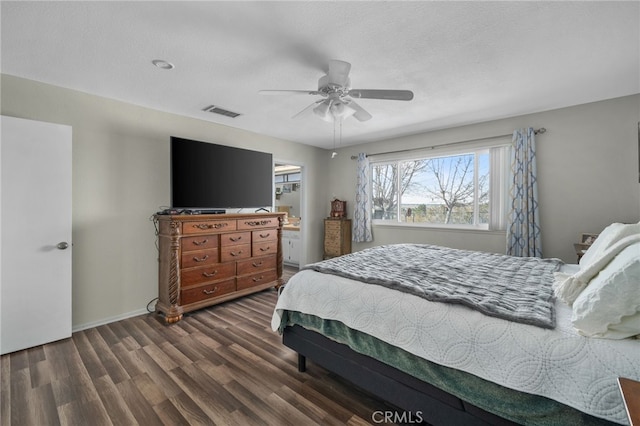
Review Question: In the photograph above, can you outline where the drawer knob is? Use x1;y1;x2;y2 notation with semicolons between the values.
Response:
259;246;270;252
259;233;270;238
252;275;264;282
202;287;218;295
202;270;218;277
229;236;242;242
252;261;263;267
192;239;209;246
230;250;243;257
193;255;209;262
56;241;69;250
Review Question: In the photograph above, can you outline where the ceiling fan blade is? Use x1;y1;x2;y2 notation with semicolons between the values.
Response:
348;89;414;101
327;60;351;87
259;90;322;96
292;99;325;119
347;100;372;122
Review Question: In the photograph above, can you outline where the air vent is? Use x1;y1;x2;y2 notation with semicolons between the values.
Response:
202;105;241;118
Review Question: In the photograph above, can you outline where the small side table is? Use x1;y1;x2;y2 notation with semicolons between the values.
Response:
573;243;590;262
618;377;640;425
323;218;351;259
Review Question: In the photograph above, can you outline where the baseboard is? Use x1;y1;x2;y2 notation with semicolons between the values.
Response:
72;308;149;332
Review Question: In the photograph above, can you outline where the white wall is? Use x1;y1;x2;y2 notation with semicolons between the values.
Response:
3;73;637;329
0;74;329;329
328;94;640;263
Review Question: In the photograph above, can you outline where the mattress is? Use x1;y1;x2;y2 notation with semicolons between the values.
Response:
272;265;640;425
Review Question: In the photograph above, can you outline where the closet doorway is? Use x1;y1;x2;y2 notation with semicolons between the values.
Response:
275;163;304;268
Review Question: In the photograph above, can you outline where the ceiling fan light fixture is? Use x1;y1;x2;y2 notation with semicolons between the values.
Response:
313;102;333;122
331;102;355;119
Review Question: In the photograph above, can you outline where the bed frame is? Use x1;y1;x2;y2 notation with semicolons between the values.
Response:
283;324;517;426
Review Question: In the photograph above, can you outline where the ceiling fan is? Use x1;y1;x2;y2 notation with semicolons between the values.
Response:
259;60;414;122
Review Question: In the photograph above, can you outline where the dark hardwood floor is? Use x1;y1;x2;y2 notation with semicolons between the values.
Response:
1;267;399;425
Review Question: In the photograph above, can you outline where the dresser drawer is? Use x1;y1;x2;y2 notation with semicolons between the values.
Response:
180;279;236;305
220;243;251;262
182;235;219;252
181;262;236;287
324;239;340;250
324;247;341;257
181;248;219;269
253;240;277;256
252;229;277;243
183;219;236;235
236;255;276;276
237;217;280;230
324;231;340;242
237;270;277;291
220;231;251;247
324;220;342;231
282;230;300;240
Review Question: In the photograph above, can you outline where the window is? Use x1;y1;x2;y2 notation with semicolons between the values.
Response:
275;171;300;183
370;145;509;230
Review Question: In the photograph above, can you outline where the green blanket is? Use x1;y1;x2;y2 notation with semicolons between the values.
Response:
283;311;617;426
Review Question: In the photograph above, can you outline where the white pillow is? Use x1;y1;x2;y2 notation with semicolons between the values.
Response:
580;222;640;269
572;242;640;339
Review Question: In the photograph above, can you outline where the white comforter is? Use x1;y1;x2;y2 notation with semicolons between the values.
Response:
272;265;640;425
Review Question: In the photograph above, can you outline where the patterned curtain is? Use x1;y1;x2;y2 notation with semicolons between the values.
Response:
353;153;373;242
507;128;542;257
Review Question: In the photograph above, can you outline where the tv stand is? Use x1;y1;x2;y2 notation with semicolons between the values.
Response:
154;212;286;323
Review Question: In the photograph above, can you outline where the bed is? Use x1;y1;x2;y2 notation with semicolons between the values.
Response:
272;226;640;425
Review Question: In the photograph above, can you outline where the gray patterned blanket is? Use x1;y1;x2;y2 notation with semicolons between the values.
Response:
304;244;563;329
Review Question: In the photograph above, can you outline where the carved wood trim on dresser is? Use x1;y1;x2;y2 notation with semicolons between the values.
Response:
154;212;285;323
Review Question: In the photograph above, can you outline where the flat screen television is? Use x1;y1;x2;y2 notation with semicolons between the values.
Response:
170;136;273;211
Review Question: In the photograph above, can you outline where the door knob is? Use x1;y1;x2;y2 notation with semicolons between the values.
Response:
56;242;69;250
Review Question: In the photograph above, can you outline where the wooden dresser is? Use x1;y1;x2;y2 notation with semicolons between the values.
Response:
324;218;352;259
154;213;285;323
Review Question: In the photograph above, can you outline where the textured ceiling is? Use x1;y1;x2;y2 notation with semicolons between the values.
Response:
1;1;638;149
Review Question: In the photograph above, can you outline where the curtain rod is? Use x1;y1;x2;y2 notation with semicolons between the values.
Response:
350;127;546;160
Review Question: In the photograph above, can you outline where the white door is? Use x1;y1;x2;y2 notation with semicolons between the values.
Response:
1;116;72;355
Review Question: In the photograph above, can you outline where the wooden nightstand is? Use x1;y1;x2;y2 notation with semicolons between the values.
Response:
618;377;640;425
573;243;590;262
324;218;351;259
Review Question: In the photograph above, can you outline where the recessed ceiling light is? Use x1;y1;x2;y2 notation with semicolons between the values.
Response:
152;59;174;70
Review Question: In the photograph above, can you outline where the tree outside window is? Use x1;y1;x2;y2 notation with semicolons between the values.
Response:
371;151;490;227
